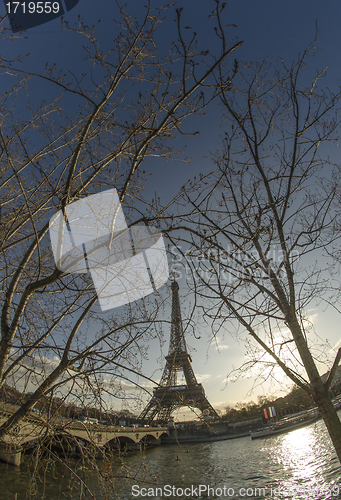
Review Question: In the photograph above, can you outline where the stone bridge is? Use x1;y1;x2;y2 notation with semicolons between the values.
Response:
0;402;167;466
63;421;166;450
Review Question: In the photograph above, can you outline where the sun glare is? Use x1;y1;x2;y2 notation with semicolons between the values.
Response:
273;426;330;491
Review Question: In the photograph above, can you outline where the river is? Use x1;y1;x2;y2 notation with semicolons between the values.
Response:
1;416;341;500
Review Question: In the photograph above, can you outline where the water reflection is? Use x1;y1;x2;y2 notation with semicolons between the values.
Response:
282;426;326;474
268;423;341;499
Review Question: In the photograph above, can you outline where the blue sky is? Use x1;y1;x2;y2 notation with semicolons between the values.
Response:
3;1;341;416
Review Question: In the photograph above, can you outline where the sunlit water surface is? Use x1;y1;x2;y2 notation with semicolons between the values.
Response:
1;416;340;499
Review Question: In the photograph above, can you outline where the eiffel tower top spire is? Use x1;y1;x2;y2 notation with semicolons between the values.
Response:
169;281;187;354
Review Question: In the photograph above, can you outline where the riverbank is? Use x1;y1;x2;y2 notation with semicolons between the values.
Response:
161;430;251;444
161;419;260;444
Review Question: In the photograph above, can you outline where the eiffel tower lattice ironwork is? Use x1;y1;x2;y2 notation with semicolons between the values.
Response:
139;281;218;421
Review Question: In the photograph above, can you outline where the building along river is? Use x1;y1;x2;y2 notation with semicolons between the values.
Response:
1;414;341;500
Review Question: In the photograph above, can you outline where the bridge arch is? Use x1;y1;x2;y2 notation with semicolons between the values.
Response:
107;435;139;451
41;432;94;457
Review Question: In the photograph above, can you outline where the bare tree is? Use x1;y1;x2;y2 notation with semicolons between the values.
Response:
165;44;341;461
0;0;241;442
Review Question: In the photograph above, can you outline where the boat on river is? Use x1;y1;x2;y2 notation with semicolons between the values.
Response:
250;409;320;440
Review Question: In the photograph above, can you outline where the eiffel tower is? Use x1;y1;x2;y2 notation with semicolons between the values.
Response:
139;281;218;422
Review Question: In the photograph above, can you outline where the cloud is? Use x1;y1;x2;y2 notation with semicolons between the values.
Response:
212;336;230;352
210;399;243;412
6;352;154;405
196;373;212;383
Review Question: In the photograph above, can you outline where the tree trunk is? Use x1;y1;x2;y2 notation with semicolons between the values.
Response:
313;388;341;462
287;315;341;462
